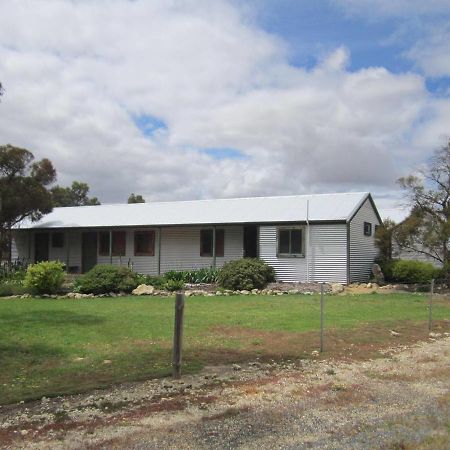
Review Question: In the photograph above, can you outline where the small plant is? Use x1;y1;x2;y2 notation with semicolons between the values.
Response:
76;265;139;294
135;273;166;289
0;280;27;297
164;279;185;292
24;261;65;295
217;258;275;291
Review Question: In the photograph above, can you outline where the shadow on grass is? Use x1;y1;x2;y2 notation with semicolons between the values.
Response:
0;310;105;327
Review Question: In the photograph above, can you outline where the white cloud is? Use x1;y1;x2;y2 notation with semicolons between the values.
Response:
0;0;449;205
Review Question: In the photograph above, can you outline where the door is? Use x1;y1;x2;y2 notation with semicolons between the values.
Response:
243;226;258;258
34;232;49;262
82;232;97;273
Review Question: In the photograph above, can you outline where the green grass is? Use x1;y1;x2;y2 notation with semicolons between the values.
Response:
0;293;448;405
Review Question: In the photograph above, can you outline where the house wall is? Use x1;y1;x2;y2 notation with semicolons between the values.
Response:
259;224;348;283
11;232;31;261
13;226;244;274
349;198;381;282
160;226;243;273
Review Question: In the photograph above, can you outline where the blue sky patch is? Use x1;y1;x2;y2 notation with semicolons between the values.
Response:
133;114;167;137
201;147;248;160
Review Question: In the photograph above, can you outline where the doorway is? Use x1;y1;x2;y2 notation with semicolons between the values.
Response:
82;232;98;273
34;233;49;262
243;226;258;258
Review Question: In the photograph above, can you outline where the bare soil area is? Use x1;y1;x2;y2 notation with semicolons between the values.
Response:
1;333;449;449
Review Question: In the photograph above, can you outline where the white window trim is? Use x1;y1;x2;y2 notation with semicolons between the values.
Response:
277;226;305;258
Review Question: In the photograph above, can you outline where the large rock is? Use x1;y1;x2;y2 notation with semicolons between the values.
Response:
330;283;345;294
132;284;155;296
372;264;385;284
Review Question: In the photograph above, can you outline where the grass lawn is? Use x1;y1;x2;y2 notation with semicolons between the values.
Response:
0;293;449;405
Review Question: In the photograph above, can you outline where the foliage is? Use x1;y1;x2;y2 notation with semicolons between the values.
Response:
375;219;396;261
164;267;220;284
395;141;450;266
0;260;27;282
24;261;65;294
0;145;56;260
376;258;397;282
75;264;139;294
217;258;275;290
127;193;145;203
135;273;166;289
163;279;185;292
0;280;27;297
0;82;3;98
391;259;440;284
51;181;100;207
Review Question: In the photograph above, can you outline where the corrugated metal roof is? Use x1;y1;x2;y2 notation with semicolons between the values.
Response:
17;192;372;229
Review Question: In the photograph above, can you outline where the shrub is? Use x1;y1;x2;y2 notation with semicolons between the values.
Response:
135;273;166;289
376;258;397;282
164;279;185;292
24;261;65;295
164;267;220;284
391;259;440;284
75;265;139;294
217;258;275;291
0;280;27;297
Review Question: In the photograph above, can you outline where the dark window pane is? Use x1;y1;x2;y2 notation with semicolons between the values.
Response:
291;229;302;254
216;229;224;257
279;230;290;254
51;232;64;248
364;222;372;236
200;229;213;256
113;231;126;256
99;232;109;255
134;230;155;256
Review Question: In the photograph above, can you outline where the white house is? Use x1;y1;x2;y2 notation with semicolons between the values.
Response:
12;192;382;284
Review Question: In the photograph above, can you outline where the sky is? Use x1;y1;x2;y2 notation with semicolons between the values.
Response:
0;0;449;220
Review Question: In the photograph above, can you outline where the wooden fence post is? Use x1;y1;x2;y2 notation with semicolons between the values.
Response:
173;292;185;379
320;283;325;353
428;279;434;332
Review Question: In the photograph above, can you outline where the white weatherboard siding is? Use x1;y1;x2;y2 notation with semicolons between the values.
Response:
259;224;347;283
349;199;381;282
160;226;243;274
11;232;30;261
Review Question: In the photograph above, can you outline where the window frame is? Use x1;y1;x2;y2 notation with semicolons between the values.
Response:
98;231;126;256
277;226;305;258
200;228;225;257
51;232;65;248
363;222;372;237
134;230;155;256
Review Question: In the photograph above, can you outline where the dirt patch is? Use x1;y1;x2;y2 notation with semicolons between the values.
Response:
1;336;449;449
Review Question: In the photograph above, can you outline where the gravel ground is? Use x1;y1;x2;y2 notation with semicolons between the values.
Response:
1;336;449;449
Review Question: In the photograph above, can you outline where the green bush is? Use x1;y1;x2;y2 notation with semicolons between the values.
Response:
24;261;65;295
135;273;166;289
164;267;220;284
0;280;27;297
391;259;440;284
164;279;185;292
75;265;139;294
376;258;397;282
217;258;275;291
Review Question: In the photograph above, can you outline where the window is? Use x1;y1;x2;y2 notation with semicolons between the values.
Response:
51;232;64;248
200;229;224;257
134;230;155;256
277;227;303;256
98;231;126;256
363;222;372;236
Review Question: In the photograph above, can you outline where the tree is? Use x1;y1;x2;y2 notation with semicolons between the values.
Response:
0;144;56;260
51;181;100;207
395;140;450;266
0;82;4;98
374;218;396;261
127;193;145;203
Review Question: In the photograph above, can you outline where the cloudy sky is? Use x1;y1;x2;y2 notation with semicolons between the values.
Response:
1;0;449;217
